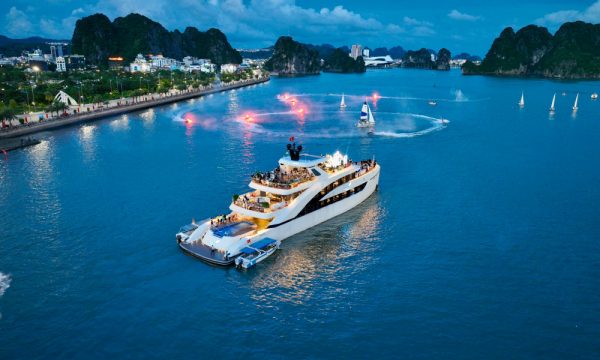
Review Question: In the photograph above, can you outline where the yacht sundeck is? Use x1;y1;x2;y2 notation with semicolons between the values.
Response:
176;142;380;265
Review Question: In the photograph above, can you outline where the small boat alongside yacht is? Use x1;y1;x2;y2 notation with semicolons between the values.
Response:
176;142;380;266
235;238;280;269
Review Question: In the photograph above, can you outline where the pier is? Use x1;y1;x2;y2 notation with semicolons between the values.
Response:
0;76;270;139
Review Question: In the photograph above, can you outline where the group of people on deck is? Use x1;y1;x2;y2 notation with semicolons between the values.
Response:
210;213;238;228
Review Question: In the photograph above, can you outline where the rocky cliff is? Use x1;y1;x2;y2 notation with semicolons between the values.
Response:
322;48;366;73
71;13;241;67
462;21;600;78
263;36;320;75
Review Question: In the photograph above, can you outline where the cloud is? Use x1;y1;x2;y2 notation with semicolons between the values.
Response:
536;0;600;25
5;7;33;36
1;0;438;46
448;9;481;21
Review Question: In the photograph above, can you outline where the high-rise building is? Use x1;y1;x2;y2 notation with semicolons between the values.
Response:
56;57;66;72
350;44;363;60
50;45;57;59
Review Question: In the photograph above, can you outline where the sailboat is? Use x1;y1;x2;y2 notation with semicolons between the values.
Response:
549;93;556;113
572;93;579;112
357;100;375;129
518;92;525;108
340;94;347;109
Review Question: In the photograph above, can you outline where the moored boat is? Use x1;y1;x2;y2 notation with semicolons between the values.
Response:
235;238;280;269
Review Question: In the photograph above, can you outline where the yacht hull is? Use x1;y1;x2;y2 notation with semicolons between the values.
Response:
264;169;380;242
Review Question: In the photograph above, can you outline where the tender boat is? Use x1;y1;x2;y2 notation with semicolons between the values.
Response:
340;94;347;109
357;100;375;129
235;238;280;269
428;100;437;106
591;93;598;100
176;142;380;266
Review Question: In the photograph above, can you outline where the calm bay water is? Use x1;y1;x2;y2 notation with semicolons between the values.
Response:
1;69;599;359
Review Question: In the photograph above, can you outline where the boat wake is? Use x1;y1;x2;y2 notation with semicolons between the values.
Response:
0;272;10;297
233;111;448;139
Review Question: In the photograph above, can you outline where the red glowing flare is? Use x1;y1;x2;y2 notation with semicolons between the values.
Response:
372;93;379;100
185;118;193;124
298;108;304;114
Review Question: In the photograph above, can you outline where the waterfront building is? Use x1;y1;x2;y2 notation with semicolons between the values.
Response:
129;54;151;73
150;54;177;69
221;63;239;74
364;55;394;67
56;56;66;72
350;45;363;59
363;48;370;57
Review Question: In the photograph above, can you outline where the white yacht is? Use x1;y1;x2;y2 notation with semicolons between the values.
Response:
176;143;381;265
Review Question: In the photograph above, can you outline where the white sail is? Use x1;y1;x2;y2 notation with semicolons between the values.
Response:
360;101;368;120
367;105;375;124
340;94;346;108
519;92;525;107
573;93;579;111
550;93;556;112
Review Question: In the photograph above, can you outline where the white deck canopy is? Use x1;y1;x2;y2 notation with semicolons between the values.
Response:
279;154;325;168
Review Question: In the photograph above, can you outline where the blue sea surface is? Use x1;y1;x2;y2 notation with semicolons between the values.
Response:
1;69;599;359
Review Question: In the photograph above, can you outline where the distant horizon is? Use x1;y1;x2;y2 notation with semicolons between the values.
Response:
2;1;600;55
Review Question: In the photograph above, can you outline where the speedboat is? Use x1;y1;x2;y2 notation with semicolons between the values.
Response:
235;238;280;269
357;100;375;128
428;100;437;106
176;142;381;266
439;118;450;125
592;93;598;100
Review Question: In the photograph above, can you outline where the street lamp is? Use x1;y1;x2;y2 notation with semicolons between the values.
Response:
32;66;40;83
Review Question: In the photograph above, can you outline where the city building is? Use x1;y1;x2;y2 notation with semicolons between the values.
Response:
350;45;363;60
150;54;177;69
220;63;239;74
56;56;66;72
108;57;125;70
129;54;151;73
363;55;394;67
64;55;86;70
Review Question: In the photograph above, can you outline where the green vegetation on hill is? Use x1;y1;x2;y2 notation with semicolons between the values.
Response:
263;36;320;75
71;13;241;67
463;21;600;78
403;48;451;70
322;49;366;73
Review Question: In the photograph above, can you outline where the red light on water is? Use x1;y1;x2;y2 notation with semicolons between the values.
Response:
298;108;304;114
185;118;193;124
372;93;379;101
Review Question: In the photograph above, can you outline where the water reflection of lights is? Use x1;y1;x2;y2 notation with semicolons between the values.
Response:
110;115;130;130
248;198;383;307
139;109;156;122
227;91;239;116
25;140;63;224
79;125;97;161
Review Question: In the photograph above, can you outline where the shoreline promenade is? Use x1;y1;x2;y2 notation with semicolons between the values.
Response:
0;76;269;140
